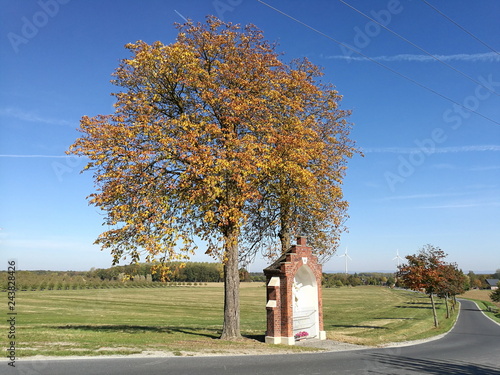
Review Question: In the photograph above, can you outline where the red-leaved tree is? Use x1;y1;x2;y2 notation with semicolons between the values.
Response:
397;245;447;327
436;263;468;318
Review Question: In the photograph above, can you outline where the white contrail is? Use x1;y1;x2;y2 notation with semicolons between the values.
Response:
0;155;73;158
0;107;72;126
325;52;500;63
362;145;500;154
174;10;188;23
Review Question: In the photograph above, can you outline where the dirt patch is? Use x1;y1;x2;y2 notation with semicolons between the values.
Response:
22;346;313;360
295;339;368;351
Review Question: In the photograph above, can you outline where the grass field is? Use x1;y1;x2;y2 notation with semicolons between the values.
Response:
2;285;458;357
323;287;456;345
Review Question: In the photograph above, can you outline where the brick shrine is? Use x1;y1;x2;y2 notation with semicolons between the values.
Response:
263;236;326;345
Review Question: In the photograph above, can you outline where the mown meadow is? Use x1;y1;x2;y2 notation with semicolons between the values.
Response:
0;284;460;357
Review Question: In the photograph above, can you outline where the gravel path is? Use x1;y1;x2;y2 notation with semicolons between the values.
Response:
294;338;369;351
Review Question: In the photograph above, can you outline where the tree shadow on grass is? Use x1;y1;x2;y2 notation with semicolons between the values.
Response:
330;324;388;330
243;334;266;343
372;317;416;320
395;301;442;310
395;305;433;309
367;353;500;375
405;301;433;305
54;325;220;339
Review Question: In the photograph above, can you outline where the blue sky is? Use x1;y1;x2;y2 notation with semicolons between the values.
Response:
1;0;499;273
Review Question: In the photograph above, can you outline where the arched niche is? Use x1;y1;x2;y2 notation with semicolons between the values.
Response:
292;264;320;339
264;236;326;345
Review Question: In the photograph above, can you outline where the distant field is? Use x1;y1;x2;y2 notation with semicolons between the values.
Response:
1;285;457;357
459;289;499;305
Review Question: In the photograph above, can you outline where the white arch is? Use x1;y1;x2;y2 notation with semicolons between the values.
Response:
292;265;319;339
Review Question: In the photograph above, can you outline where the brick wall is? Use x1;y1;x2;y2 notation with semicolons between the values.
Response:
264;236;325;344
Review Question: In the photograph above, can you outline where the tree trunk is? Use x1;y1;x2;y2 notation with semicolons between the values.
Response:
444;294;450;319
279;222;291;254
278;203;292;253
220;226;241;340
430;293;439;328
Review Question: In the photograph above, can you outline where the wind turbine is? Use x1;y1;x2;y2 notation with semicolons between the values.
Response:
338;247;352;274
393;249;404;268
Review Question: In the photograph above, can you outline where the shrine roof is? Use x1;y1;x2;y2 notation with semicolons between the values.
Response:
263;251;289;272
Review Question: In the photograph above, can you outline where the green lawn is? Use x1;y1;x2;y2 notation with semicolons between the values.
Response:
2;285;457;357
323;287;456;345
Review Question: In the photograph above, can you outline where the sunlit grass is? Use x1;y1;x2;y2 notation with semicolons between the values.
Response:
1;285;458;357
323;287;457;345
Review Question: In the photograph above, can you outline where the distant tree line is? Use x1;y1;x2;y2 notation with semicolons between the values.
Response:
92;262;225;283
2;262;497;293
322;272;396;288
0;262;269;291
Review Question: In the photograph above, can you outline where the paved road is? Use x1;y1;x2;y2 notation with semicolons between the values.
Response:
12;299;500;375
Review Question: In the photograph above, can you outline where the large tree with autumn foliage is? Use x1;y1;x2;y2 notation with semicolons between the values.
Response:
239;58;354;264
68;17;355;339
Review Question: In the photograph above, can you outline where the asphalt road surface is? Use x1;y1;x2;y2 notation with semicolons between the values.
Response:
12;299;500;375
